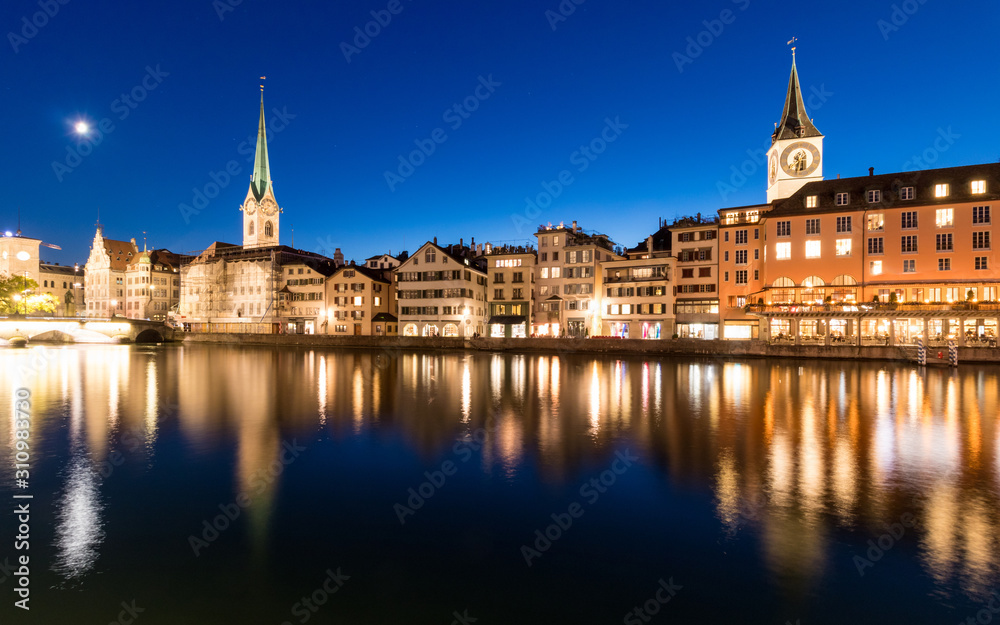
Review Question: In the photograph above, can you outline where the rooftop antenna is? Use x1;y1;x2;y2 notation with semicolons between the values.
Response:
17;205;21;236
143;231;147;252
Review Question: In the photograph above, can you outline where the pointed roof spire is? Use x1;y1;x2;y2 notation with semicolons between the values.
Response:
250;78;270;201
772;48;821;144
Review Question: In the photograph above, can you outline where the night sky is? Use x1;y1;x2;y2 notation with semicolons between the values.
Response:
5;0;1000;266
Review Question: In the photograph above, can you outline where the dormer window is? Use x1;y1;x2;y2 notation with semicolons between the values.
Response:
971;180;986;194
805;195;818;208
900;186;914;200
935;184;949;198
867;190;881;204
835;193;849;206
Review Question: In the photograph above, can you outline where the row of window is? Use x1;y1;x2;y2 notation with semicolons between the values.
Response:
724;229;761;243
606;286;668;298
606;303;669;315
681;267;714;278
538;284;593;296
866;232;990;254
814;181;988;208
398;288;478;299
869;257;989;274
492;288;526;300
492;272;525;283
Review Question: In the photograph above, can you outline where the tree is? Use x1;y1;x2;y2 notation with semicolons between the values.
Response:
0;274;58;315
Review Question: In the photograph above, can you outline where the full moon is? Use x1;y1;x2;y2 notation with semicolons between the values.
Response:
74;121;90;134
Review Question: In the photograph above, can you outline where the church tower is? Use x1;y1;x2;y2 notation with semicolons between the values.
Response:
241;89;281;248
766;50;824;203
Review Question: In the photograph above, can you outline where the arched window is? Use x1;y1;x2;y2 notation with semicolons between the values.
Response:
800;276;826;304
831;274;858;302
248;221;254;236
403;324;418;337
771;276;795;304
264;221;273;237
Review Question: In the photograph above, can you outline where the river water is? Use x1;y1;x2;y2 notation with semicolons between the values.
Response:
1;344;998;624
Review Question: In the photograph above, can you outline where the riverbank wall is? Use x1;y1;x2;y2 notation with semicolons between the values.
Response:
179;333;1000;363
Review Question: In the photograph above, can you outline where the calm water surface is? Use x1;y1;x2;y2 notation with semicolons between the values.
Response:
1;344;999;624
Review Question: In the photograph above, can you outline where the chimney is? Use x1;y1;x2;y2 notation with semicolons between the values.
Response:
470;237;475;247
572;220;578;233
869;167;875;176
334;248;344;267
460;238;463;248
433;236;437;245
647;235;654;255
837;174;841;179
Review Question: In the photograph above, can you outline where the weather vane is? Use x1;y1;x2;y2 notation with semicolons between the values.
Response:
260;76;266;93
787;37;798;56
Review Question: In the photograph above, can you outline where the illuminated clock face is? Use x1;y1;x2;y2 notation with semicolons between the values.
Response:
16;251;30;261
261;198;278;216
768;153;778;185
243;199;256;215
780;141;821;177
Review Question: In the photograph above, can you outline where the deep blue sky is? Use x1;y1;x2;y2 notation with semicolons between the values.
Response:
5;0;1000;265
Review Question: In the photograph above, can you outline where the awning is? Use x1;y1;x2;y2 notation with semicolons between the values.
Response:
371;312;398;323
488;315;526;325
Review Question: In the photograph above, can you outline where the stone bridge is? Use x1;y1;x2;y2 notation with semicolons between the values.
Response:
0;317;174;345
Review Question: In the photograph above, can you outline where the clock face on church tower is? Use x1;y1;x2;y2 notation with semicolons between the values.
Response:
261;197;278;216
779;141;821;177
243;199;256;215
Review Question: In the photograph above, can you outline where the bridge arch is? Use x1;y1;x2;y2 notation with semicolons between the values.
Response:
135;328;165;343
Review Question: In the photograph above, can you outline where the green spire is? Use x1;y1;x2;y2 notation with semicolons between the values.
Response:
772;53;821;144
250;92;270;201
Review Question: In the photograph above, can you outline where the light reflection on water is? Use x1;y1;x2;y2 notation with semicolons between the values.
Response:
1;344;999;614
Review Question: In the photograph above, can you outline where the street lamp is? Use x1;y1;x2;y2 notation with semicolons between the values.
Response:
13;293;22;316
110;299;117;318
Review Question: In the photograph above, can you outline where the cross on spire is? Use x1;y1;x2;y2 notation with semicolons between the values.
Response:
787;37;798;56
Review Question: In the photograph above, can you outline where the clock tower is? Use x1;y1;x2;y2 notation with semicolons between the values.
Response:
766;51;824;204
241;90;281;248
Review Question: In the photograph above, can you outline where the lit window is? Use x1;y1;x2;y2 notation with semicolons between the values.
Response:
775;242;791;260
870;260;883;275
621;304;631;315
805;195;818;208
551;267;561;278
540;267;549;279
935;208;953;228
971;180;986;194
805;240;821;258
611;304;620;315
938;258;950;271
553;236;560;246
903;259;915;273
836;239;852;256
374;296;381;306
867;213;884;231
934;184;949;198
900;187;914;200
353;296;363;306
867;190;881;203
